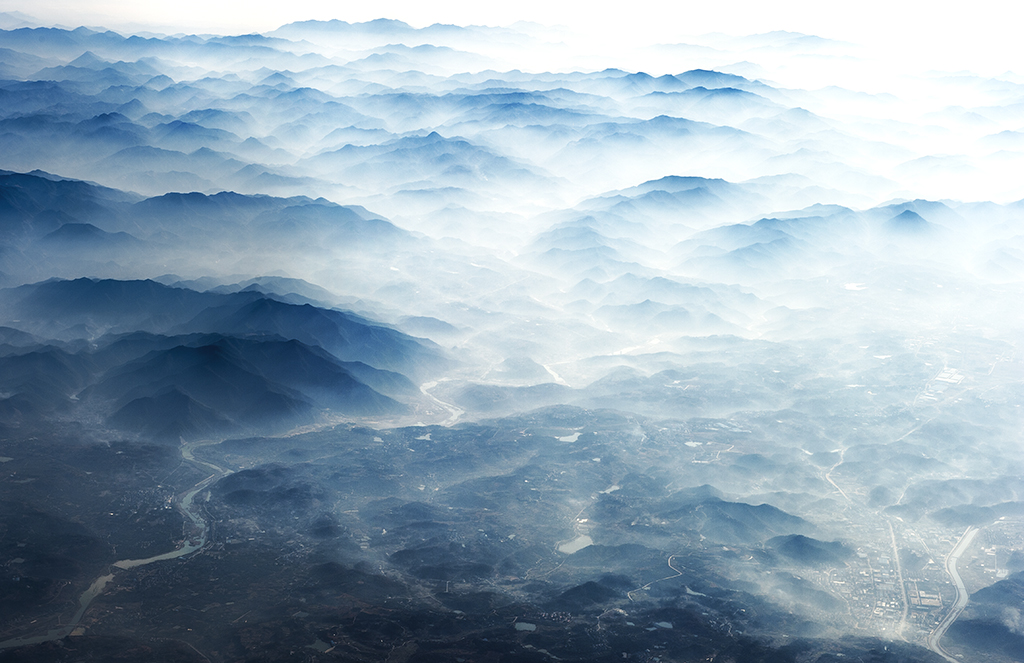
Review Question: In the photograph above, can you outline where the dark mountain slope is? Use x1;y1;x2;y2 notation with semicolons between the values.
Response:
107;387;231;441
179;296;449;379
767;534;852;566
0;169;138;239
0;278;445;379
654;495;816;545
0;278;248;338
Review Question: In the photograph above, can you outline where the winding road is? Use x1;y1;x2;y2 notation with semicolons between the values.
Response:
824;448;851;503
627;555;685;602
0;441;231;650
926;526;978;663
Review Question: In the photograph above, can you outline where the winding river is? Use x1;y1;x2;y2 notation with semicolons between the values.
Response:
0;441;230;650
925;525;979;663
419;379;464;426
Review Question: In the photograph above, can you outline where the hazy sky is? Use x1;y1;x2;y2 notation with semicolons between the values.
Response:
1;0;1021;75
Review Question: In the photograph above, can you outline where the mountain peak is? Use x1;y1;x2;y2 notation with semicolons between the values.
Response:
68;50;107;68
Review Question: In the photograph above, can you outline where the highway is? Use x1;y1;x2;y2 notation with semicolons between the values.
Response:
926;526;979;662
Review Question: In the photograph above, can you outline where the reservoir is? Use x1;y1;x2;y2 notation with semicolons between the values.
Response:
558;534;593;554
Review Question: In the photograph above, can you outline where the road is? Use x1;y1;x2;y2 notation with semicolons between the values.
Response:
824;448;851;503
926;526;979;663
628;555;684;601
888;520;909;638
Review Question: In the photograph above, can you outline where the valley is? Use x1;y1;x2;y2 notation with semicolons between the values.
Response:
0;10;1023;663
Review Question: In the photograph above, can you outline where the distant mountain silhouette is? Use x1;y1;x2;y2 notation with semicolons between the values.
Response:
884;209;933;234
39;222;141;248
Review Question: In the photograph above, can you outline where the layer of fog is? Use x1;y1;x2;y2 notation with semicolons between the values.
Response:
1;20;1021;514
2;17;1024;656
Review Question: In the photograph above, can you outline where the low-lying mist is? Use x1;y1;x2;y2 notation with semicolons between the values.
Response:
0;14;1022;663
